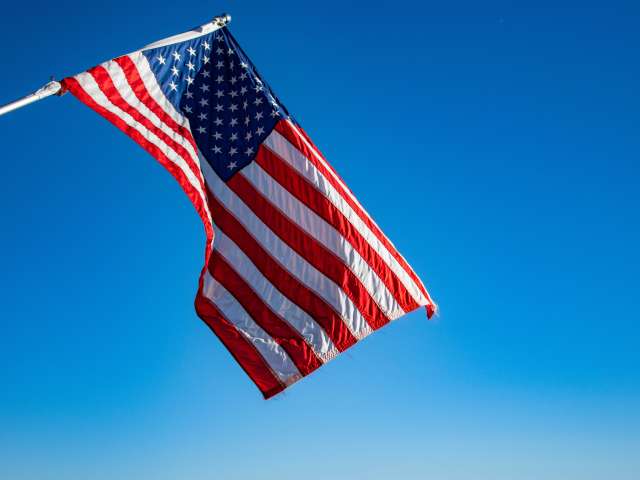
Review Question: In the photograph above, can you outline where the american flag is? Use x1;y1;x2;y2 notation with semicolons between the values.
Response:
61;21;436;398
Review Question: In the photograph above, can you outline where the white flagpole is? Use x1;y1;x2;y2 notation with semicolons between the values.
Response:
0;13;232;118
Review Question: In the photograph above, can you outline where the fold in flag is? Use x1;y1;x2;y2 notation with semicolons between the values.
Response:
61;21;436;398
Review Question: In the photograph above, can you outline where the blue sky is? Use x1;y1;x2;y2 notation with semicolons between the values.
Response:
1;1;639;479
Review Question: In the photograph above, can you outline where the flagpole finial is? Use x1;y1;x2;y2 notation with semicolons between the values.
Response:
215;13;232;27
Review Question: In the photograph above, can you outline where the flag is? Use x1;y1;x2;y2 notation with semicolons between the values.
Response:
61;21;436;398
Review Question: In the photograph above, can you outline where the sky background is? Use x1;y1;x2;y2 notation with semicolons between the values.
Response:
1;1;639;479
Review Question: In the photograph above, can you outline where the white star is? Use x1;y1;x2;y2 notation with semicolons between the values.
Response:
168;81;178;91
215;90;224;98
229;104;238;112
216;47;224;55
253;97;263;106
239;73;248;81
243;100;249;110
184;105;193;113
240;86;248;95
198;112;207;120
216;75;224;84
215;104;224;112
229;90;238;98
214;117;223;126
245;131;252;141
212;145;222;154
216;35;224;42
213;132;222;140
186;61;195;71
187;46;196;57
229;132;238;141
245;147;254;156
171;66;179;76
227;160;238;169
200;84;210;92
216;60;224;69
230;77;238;85
271;109;280;118
255;111;263;120
256;126;265;135
203;56;210;65
202;70;211;78
229;147;238;157
227;48;234;55
230;118;238;127
157;54;166;65
240;62;249;69
172;51;181;62
244;116;250;126
185;90;194;99
197;126;206;134
229;61;235;70
255;84;263;92
203;40;211;51
199;98;209;107
185;76;194;85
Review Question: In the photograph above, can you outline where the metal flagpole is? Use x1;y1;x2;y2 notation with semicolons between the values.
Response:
0;13;232;118
0;81;62;117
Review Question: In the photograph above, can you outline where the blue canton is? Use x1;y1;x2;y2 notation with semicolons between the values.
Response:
142;28;288;181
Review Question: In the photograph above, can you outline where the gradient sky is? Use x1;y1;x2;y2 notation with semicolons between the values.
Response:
1;2;639;479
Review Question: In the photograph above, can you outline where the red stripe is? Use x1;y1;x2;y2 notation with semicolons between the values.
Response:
114;55;199;154
88;65;206;197
195;292;285;399
103;58;216;266
209;250;322;376
256;146;420;314
205;187;358;351
61;76;214;262
274;120;436;317
230;165;390;331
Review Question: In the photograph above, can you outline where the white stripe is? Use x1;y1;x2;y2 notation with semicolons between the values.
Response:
240;162;404;320
200;153;372;340
212;226;340;362
139;17;227;51
286;120;430;297
202;272;301;386
264;129;430;307
103;60;203;179
73;71;210;225
128;53;191;131
126;54;215;247
286;120;374;226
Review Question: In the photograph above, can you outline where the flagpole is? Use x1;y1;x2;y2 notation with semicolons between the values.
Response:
0;81;62;117
0;13;232;118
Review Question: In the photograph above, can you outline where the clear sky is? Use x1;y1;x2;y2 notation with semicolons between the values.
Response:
1;1;639;479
